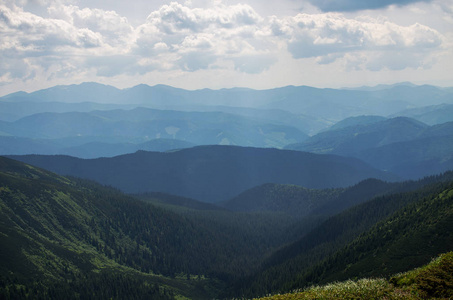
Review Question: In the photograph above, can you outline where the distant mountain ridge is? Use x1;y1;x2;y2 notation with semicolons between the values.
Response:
341;81;418;91
321;115;387;132
8;145;397;203
2;82;452;188
392;103;453;125
285;117;453;179
286;116;429;155
2;82;453;160
2;82;453;121
0;136;195;157
0;107;308;155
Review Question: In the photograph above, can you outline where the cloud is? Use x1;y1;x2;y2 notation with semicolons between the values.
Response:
0;3;135;81
177;52;217;71
144;2;262;33
309;0;433;12
364;51;437;71
134;2;272;73
272;13;444;71
0;4;105;53
0;57;32;78
0;0;448;86
0;3;105;81
231;54;277;73
85;55;146;77
47;4;134;45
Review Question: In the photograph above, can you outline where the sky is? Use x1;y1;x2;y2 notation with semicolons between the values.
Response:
0;0;453;95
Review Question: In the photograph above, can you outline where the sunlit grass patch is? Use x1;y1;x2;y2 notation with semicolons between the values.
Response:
256;278;413;300
390;252;453;299
256;252;453;300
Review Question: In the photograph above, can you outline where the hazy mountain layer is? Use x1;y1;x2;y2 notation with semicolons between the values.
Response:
0;108;308;152
286;117;453;179
394;103;453;125
0;136;194;158
8;145;397;203
2;82;453;122
286;117;429;155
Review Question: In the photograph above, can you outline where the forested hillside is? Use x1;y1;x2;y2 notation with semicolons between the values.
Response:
8;145;397;203
0;157;299;298
299;181;453;286
1;155;452;299
220;183;341;216
220;177;423;218
236;174;453;297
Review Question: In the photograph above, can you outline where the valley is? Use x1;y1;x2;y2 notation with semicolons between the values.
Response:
1;82;453;299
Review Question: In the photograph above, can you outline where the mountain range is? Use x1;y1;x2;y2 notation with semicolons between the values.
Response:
8;145;397;203
1;82;453;160
286;117;453;179
0;107;308;154
2;82;453;125
3;83;453;118
1;81;453;299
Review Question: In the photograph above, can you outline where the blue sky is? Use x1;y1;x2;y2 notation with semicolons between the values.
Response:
0;0;452;95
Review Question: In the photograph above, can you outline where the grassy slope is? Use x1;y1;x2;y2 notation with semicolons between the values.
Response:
256;251;453;300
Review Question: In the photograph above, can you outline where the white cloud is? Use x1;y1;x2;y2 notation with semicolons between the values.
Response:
0;0;450;92
0;2;138;82
271;13;445;71
0;4;107;52
133;2;272;72
47;3;134;48
0;3;108;81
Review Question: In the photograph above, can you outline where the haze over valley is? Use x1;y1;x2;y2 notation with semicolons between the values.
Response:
1;81;453;299
1;0;453;298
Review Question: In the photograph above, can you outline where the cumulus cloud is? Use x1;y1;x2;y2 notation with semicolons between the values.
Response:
47;4;134;45
133;2;269;72
0;5;103;51
0;3;107;81
0;1;448;85
309;0;433;12
272;13;444;71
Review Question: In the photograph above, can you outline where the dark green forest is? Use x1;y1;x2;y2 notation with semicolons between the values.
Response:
1;156;453;299
237;176;453;297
